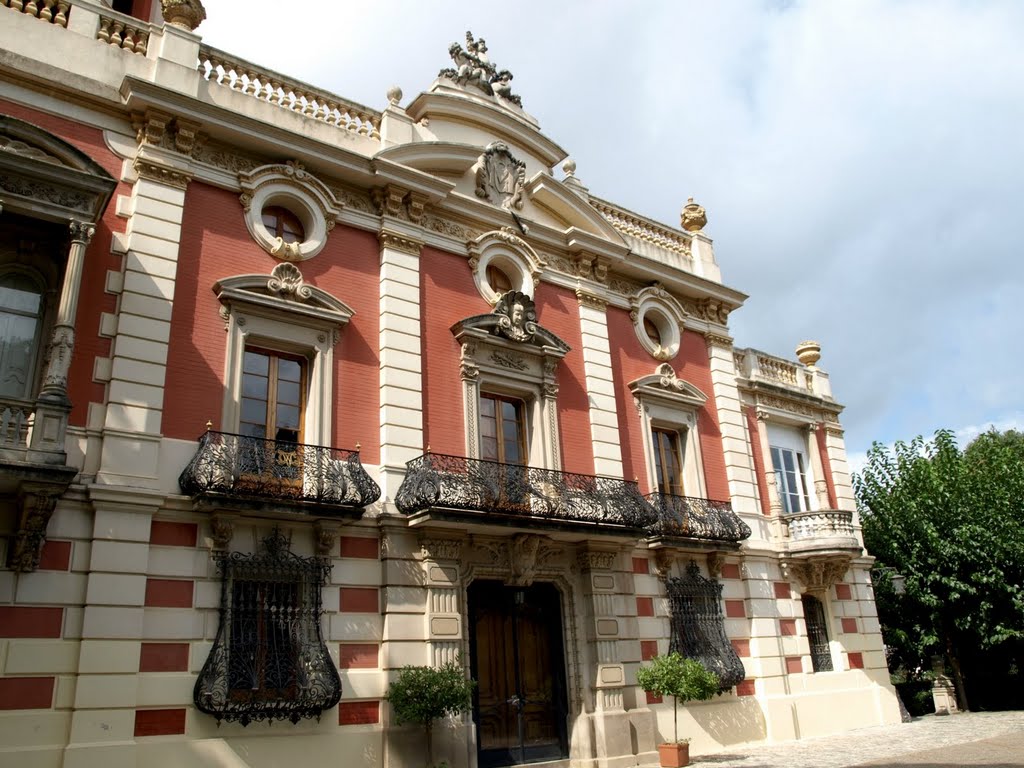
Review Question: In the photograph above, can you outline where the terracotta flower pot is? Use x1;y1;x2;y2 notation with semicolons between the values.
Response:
658;741;690;768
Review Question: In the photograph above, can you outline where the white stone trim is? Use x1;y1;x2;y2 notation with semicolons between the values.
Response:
578;301;623;477
629;284;688;361
467;228;545;305
238;162;342;262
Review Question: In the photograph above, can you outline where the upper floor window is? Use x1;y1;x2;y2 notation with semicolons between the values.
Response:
480;393;527;465
0;271;45;401
770;445;811;514
652;427;684;496
241;348;307;444
261;206;305;246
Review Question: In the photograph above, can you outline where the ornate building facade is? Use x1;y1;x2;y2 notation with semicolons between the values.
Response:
0;3;900;767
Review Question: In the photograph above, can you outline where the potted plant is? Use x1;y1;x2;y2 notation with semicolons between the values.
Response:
636;653;719;768
385;661;476;768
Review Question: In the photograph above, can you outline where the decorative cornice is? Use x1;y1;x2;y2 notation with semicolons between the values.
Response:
575;289;608;310
378;229;423;255
704;332;733;349
134;158;191;189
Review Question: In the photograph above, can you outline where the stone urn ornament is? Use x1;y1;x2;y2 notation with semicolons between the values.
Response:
160;0;207;31
795;340;822;370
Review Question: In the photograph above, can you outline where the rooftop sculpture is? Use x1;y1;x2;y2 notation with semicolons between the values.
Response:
439;31;523;108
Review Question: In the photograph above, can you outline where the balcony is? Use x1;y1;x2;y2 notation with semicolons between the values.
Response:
784;509;861;556
645;494;751;548
395;452;655;537
178;431;380;518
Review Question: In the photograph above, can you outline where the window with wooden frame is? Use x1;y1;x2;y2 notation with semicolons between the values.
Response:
261;205;305;245
479;393;527;465
651;427;685;496
238;348;308;487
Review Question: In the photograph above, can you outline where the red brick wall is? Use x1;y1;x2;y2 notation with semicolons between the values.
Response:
419;249;593;474
607;307;729;497
0;100;128;428
164;186;380;461
420;246;487;456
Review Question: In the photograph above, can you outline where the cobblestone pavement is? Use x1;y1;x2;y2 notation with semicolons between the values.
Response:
691;711;1024;767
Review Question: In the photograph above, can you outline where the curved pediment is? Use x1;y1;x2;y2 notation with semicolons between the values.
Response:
629;363;708;409
214;263;354;328
451;290;570;355
0;115;117;222
375;142;482;176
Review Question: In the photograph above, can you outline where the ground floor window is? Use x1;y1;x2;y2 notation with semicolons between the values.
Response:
194;529;340;725
666;561;746;690
802;595;834;672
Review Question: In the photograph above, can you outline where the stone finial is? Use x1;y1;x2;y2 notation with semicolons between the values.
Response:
386;85;403;106
562;158;577;177
681;196;707;232
161;0;207;31
796;340;822;370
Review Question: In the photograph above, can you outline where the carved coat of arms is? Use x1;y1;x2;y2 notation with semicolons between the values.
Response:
475;142;526;211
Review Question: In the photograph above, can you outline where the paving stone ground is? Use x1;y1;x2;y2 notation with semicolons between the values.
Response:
690;711;1024;768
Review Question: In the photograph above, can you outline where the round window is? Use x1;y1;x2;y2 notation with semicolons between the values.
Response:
643;315;662;346
486;264;513;295
261;205;305;244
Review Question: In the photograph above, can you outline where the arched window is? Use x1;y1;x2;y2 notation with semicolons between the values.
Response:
0;271;44;400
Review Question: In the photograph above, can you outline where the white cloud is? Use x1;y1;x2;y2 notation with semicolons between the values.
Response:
198;0;1024;461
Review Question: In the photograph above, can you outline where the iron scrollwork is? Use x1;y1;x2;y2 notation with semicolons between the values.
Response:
645;494;752;543
178;430;381;511
666;561;746;691
395;452;656;530
193;529;341;725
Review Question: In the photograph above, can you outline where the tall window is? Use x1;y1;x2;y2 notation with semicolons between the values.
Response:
0;272;44;400
770;445;810;514
802;595;833;672
240;349;306;444
480;393;527;465
652;427;684;495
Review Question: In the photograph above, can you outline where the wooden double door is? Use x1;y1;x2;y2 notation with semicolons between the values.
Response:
469;581;570;768
468;581;573;768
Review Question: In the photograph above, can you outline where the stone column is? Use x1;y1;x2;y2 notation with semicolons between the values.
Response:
576;290;623;478
377;228;425;505
29;220;94;459
754;409;783;516
805;424;831;509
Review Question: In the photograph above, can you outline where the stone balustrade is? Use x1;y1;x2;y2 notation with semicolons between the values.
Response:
786;509;856;541
590;197;693;267
199;45;382;140
96;8;150;54
0;399;34;452
734;347;815;391
2;0;70;27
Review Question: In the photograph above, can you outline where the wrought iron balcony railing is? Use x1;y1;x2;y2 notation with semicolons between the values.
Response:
395;452;655;530
645;493;751;543
179;431;380;512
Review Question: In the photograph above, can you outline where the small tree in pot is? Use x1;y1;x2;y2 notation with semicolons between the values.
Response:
386;661;476;768
636;653;719;768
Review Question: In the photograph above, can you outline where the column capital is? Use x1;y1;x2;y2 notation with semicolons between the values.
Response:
378;228;423;255
575;288;608;310
134;157;192;189
69;219;96;245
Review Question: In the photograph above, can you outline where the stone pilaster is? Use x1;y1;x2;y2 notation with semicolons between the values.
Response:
378;228;425;506
576;290;623;477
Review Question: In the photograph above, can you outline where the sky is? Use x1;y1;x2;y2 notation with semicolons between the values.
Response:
199;0;1024;467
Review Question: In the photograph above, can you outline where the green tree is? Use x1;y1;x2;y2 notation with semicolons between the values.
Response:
385;662;476;768
854;429;1024;711
635;653;719;743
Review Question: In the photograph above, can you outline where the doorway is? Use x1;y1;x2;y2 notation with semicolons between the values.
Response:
468;580;570;768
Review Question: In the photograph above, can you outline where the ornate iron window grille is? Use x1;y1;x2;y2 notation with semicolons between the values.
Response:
666;561;746;691
178;430;381;510
194;529;341;725
801;595;834;672
645;494;752;543
395;452;655;529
